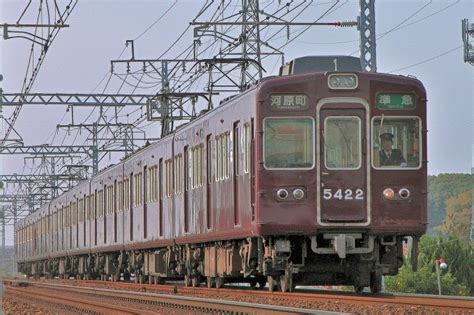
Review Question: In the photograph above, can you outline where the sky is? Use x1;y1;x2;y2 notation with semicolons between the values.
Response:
0;0;473;243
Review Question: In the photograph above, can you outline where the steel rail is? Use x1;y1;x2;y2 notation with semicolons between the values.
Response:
6;286;153;315
6;279;473;312
6;281;340;315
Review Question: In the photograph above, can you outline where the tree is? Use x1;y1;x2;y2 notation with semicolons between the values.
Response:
442;189;472;240
385;236;473;296
427;174;472;234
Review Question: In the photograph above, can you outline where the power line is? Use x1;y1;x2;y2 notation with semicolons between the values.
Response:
298;0;458;47
388;45;462;73
133;0;178;41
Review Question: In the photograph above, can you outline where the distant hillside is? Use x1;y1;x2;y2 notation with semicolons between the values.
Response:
428;173;473;234
0;246;16;275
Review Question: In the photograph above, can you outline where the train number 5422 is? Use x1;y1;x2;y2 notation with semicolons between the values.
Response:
323;188;364;200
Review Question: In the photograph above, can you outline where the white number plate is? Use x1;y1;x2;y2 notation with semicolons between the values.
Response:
323;188;364;200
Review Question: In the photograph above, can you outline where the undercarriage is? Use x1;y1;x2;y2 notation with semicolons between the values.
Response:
18;233;413;293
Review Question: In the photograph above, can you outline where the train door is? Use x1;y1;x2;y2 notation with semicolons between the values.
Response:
130;173;134;241
206;135;212;230
233;122;240;226
184;146;189;233
143;166;147;239
94;190;98;246
114;181;117;243
159;158;164;237
318;101;369;224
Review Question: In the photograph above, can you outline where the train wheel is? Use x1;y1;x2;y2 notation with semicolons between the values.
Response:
370;272;382;293
207;277;215;288
191;276;200;287
184;275;192;287
280;270;293;293
123;273;131;281
354;285;365;293
249;278;257;288
215;276;224;289
157;276;165;285
267;276;278;292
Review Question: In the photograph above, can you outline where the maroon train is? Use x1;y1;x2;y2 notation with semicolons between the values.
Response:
15;56;427;293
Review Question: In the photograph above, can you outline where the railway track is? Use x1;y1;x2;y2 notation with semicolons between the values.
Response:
4;280;339;315
4;278;473;314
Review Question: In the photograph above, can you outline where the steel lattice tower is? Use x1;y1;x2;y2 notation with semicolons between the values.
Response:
359;0;377;72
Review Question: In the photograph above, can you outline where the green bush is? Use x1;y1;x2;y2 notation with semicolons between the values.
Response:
385;235;473;296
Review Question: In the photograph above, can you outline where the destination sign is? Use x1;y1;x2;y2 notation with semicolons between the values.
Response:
270;94;308;110
376;93;416;110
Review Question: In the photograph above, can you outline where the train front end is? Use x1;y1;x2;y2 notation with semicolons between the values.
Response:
254;57;427;291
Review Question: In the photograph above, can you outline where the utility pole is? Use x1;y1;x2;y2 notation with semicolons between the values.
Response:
462;19;474;64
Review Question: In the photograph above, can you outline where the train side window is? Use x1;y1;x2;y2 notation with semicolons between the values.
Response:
207;136;213;184
71;202;77;225
194;147;198;188
224;133;229;179
78;199;84;222
243;123;250;174
199;144;204;186
124;178;130;210
216;136;221;181
97;190;104;218
371;117;421;169
164;159;173;197
162;161;167;197
116;181;122;212
104;187;108;216
263;117;314;169
153;166;159;201
85;196;90;220
324;116;361;170
174;155;183;194
185;146;190;191
112;185;115;213
109;186;113;214
146;167;155;201
137;173;143;205
132;173;141;206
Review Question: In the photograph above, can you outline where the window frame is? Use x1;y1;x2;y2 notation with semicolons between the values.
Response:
370;116;422;171
262;116;316;170
323;115;362;170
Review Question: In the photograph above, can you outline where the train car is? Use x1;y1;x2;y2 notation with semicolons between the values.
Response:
253;57;426;292
63;180;90;279
15;56;427;293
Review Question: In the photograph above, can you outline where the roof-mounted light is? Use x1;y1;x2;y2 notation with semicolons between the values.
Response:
328;73;358;90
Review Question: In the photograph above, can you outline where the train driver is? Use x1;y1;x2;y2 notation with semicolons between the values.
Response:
379;133;406;166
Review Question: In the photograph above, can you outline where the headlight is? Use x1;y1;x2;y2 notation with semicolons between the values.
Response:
277;189;289;200
398;188;410;199
328;73;358;89
293;188;305;200
383;188;395;200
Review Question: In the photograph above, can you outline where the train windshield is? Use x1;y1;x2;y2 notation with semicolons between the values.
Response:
372;117;421;169
324;116;361;169
263;117;314;169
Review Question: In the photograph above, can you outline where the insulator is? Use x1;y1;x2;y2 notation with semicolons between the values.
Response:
339;21;358;27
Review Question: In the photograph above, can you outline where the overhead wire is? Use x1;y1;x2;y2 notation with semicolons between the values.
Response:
133;0;178;41
388;45;462;73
